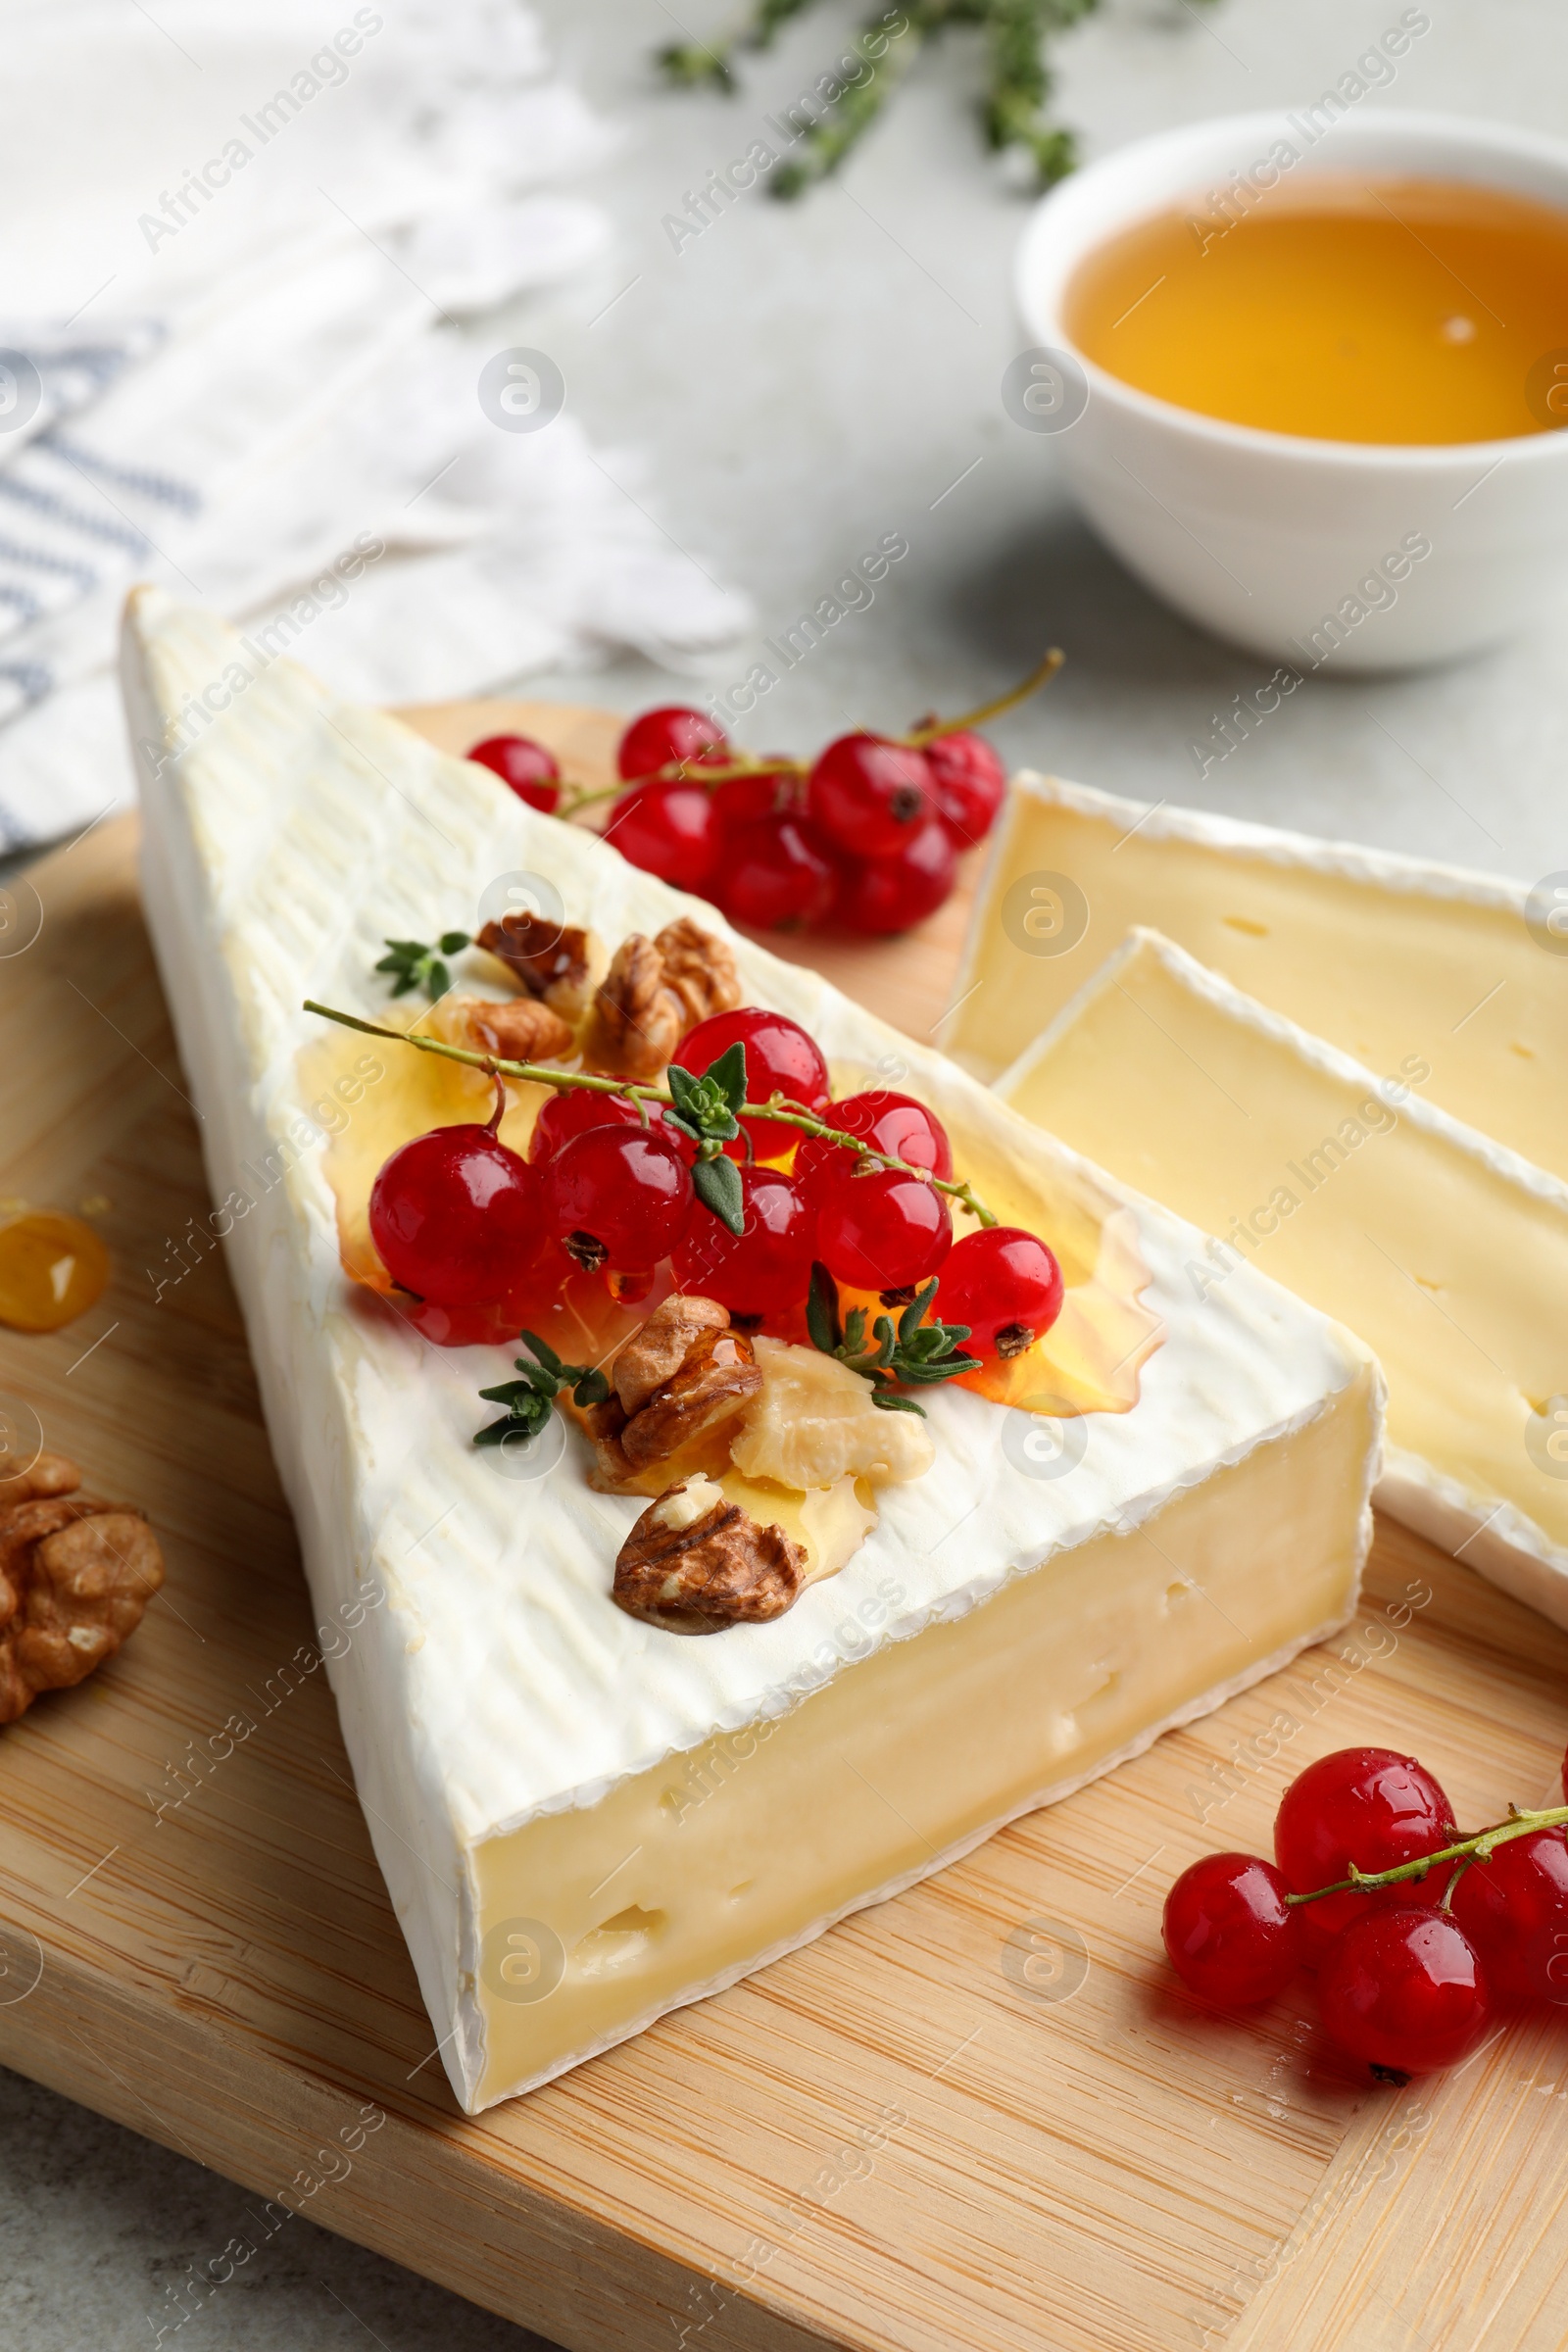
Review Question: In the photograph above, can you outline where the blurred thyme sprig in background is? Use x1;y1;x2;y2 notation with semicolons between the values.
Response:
657;0;1212;197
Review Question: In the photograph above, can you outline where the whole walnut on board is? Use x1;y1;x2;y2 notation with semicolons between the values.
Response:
0;1450;165;1724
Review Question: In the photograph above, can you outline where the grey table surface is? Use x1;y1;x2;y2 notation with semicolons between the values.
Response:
6;2;1568;2347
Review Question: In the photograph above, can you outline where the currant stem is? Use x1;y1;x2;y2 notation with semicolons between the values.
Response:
303;1001;1000;1226
1285;1802;1568;1906
561;750;807;822
902;647;1064;749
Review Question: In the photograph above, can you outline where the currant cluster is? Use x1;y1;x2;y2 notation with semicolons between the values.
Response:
365;1008;1065;1367
466;653;1062;940
1162;1744;1568;2079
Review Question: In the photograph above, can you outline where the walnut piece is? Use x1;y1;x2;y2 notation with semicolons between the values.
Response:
430;992;575;1064
612;1293;730;1416
619;1329;762;1471
0;1451;165;1725
580;934;685;1080
612;1475;805;1633
476;913;607;1022
655;916;741;1031
582;1296;760;1492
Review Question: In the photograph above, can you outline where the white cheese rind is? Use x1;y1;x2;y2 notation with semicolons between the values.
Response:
122;589;1379;2109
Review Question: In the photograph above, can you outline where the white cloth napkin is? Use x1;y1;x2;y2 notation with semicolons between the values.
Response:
0;0;751;851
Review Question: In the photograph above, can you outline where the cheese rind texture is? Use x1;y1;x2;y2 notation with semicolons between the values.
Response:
122;590;1381;2109
951;773;1565;1181
997;928;1568;1627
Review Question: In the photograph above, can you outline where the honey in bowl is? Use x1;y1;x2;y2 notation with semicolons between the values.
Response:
1063;174;1568;446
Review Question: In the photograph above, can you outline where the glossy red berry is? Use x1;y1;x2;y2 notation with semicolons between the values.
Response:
545;1125;693;1274
678;1007;830;1162
717;816;838;931
369;1123;540;1304
711;762;797;835
605;778;719;891
1317;1907;1491;2075
807;732;934;858
672;1167;816;1318
935;1226;1064;1359
1162;1852;1304;2005
527;1088;641;1162
812;1161;952;1295
616;705;728;782
839;816;957;936
466;733;563;814
1450;1827;1568;2004
529;1088;696;1168
925;730;1006;846
794;1090;954;1189
1274;1748;1456;1955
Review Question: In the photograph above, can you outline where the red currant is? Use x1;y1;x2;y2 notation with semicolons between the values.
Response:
530;1088;698;1169
1274;1748;1455;1955
528;1088;640;1162
794;1090;954;1189
605;778;719;891
369;1123;540;1304
545;1125;693;1274
1162;1852;1303;2005
716;816;838;932
616;705;728;782
1450;1827;1568;2004
672;1166;815;1319
925;730;1006;846
839;817;957;936
935;1226;1063;1358
812;1160;952;1295
678;1007;830;1162
1317;1907;1491;2075
466;733;562;814
711;762;797;834
807;733;934;858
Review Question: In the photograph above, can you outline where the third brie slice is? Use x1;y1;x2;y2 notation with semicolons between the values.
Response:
951;773;1567;1182
998;928;1568;1628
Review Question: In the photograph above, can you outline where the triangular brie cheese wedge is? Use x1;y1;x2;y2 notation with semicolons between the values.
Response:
122;588;1382;2113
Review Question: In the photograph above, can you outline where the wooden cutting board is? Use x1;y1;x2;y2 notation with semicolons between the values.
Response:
1;700;1566;2352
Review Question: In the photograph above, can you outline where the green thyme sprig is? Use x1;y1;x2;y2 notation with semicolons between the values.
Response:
662;1042;750;1236
305;1001;1003;1233
375;932;471;1002
657;0;1219;198
806;1262;980;1415
474;1331;609;1447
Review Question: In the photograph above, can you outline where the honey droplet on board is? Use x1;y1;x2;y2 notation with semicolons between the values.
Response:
0;1211;111;1333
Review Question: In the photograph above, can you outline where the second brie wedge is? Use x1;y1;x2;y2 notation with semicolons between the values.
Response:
122;590;1382;2112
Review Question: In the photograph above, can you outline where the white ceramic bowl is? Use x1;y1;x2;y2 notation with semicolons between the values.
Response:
1015;109;1568;671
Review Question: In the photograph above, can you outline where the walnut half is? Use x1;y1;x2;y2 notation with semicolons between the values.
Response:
0;1450;165;1724
654;916;741;1029
582;1295;761;1491
579;934;684;1081
612;1474;804;1634
429;992;575;1064
476;912;607;1023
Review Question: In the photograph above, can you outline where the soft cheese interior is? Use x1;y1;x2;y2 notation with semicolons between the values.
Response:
122;589;1382;2111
